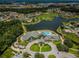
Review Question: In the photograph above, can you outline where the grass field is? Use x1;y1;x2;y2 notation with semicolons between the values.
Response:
18;39;29;46
30;43;40;52
30;43;51;52
48;54;56;58
64;33;79;44
69;48;79;57
41;44;51;52
0;48;15;58
35;12;58;21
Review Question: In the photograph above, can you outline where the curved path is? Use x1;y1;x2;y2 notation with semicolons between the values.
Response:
23;39;76;58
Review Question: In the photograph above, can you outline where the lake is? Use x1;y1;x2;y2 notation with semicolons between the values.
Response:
26;16;79;31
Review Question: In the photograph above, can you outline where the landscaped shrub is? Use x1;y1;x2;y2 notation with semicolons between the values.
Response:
56;43;69;52
34;53;45;58
64;39;73;48
48;54;56;58
23;52;31;58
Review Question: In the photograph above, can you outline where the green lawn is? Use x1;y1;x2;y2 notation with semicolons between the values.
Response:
0;48;15;58
18;39;29;46
34;53;45;58
48;54;56;58
69;48;79;57
41;44;51;52
30;43;40;52
30;43;51;52
64;33;79;44
35;12;58;21
53;40;61;45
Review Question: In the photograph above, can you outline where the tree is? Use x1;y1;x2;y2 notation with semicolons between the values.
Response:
23;52;31;58
64;39;73;48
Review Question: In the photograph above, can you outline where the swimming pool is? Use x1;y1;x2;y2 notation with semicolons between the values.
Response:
41;32;52;36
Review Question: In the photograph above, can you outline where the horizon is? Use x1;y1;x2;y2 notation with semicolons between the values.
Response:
0;0;79;3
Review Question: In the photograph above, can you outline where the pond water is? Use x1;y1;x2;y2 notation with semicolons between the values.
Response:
26;16;79;31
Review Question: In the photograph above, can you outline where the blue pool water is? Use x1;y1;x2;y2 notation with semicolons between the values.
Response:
42;32;52;36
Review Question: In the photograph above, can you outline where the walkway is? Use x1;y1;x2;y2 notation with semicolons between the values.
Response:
23;39;76;58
